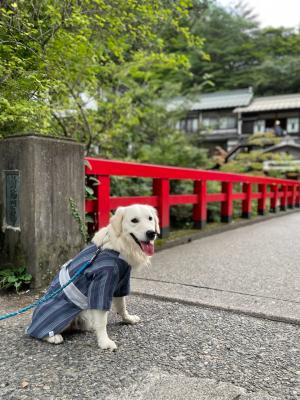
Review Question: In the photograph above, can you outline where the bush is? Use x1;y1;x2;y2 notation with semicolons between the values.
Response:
0;267;32;293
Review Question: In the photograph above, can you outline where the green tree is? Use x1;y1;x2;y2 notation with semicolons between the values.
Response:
177;1;259;90
220;133;294;178
250;28;300;95
0;0;207;161
181;1;300;95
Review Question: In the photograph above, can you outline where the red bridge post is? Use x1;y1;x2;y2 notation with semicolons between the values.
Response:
280;185;288;211
153;178;170;237
270;184;279;213
193;180;207;229
296;185;300;208
242;182;252;219
258;183;267;215
96;175;110;230
221;182;233;223
288;185;296;209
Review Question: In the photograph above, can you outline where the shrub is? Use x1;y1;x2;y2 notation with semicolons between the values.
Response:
0;267;32;293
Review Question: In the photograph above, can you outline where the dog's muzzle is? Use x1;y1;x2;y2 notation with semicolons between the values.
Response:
130;232;157;256
146;230;157;241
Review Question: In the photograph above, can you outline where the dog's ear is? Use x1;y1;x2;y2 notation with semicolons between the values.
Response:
110;207;125;237
152;207;160;235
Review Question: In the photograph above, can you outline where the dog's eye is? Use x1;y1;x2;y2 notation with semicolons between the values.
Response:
149;216;153;221
131;218;139;223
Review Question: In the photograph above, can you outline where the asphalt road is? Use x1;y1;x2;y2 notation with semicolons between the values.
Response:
132;212;300;324
1;213;300;399
0;294;299;400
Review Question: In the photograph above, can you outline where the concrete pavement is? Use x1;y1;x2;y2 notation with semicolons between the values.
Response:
0;294;298;399
1;213;300;399
109;370;280;400
132;212;300;324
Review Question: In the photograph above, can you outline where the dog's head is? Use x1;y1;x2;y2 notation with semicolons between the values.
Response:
110;204;160;257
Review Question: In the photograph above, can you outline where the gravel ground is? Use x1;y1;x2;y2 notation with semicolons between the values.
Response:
0;293;299;400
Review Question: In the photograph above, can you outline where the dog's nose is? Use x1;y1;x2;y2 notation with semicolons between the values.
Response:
146;230;156;241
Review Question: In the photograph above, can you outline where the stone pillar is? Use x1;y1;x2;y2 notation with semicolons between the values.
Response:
0;135;85;287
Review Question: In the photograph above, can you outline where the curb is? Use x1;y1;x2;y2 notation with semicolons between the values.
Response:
132;291;300;326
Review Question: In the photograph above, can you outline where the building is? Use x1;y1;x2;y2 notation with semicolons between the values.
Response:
235;93;300;140
262;139;300;179
173;88;253;153
176;90;300;154
262;138;300;159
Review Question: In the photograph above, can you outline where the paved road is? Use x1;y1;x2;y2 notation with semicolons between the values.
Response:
1;213;300;399
133;212;300;324
0;294;299;399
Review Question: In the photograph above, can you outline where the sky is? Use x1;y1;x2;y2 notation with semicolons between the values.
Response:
218;0;300;29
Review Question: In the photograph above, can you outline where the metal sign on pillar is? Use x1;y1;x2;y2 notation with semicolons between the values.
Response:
3;170;20;229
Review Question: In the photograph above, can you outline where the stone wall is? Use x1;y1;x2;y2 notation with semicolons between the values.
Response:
0;135;85;287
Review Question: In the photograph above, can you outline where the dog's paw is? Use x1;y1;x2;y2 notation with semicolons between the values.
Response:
123;314;140;324
98;338;117;351
44;334;64;345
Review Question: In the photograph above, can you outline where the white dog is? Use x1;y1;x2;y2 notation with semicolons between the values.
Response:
26;204;159;350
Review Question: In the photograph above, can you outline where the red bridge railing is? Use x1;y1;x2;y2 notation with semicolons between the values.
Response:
85;158;300;237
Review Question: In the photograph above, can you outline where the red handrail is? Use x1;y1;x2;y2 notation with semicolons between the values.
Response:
85;157;300;236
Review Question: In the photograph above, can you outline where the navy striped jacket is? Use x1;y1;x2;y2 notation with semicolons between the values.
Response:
26;244;131;339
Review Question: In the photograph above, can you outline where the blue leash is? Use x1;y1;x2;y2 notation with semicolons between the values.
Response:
0;246;102;321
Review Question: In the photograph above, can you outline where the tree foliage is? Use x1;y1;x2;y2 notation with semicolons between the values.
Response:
0;0;209;168
220;133;294;178
183;1;300;95
1;0;299;170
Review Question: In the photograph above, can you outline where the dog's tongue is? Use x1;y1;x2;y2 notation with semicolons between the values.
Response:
141;241;154;256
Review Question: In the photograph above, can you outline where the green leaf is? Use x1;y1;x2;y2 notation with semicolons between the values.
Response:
89;177;100;186
85;186;94;196
85;214;94;223
7;276;17;283
0;266;32;292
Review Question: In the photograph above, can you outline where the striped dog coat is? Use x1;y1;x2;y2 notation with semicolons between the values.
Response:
26;244;131;339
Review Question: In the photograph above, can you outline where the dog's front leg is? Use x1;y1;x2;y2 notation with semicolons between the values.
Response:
113;297;140;324
90;309;117;351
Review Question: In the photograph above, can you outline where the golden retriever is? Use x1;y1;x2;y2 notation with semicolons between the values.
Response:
39;204;159;350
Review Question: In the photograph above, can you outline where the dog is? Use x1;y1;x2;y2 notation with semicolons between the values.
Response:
26;204;159;350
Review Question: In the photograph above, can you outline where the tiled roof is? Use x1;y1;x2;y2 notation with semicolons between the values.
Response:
166;88;253;112
235;93;300;113
262;139;300;153
191;88;253;110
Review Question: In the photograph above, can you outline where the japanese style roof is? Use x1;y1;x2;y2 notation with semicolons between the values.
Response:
166;88;253;112
262;139;300;153
235;93;300;113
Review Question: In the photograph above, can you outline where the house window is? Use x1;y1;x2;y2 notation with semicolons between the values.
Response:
186;117;198;133
254;120;265;133
180;120;186;131
219;116;237;129
201;116;236;131
202;117;218;129
287;117;299;133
